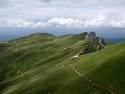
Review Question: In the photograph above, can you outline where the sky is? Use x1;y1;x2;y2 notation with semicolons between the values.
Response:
0;0;125;39
0;0;125;38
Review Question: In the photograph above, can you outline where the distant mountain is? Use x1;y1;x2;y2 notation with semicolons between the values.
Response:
0;35;20;42
105;38;125;43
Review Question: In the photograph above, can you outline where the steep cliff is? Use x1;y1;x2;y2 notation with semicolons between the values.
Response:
85;32;97;45
99;37;106;46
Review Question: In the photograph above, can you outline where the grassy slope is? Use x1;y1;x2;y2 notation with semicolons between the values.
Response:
0;32;124;94
0;32;93;93
76;42;125;94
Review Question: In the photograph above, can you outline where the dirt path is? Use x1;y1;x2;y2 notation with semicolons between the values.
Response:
63;52;117;94
72;62;117;94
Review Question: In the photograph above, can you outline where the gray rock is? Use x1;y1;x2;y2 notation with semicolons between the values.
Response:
99;37;106;46
79;45;92;55
85;32;97;45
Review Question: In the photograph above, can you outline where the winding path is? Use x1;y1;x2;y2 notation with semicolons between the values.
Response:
72;62;117;94
62;46;118;94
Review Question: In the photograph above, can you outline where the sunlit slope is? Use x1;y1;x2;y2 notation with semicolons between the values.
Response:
0;32;117;94
0;32;95;93
75;41;125;94
1;41;124;94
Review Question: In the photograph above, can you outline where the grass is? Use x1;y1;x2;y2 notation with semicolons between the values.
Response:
75;41;125;94
0;32;124;94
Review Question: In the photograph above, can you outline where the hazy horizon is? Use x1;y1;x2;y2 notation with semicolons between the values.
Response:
0;0;125;41
0;27;125;42
1;27;125;38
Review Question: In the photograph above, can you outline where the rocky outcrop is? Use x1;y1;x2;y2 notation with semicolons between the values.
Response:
79;45;92;55
99;37;106;46
78;31;107;56
85;32;97;45
85;32;106;48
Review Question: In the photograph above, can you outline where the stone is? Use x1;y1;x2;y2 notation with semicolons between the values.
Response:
85;32;97;45
79;45;93;55
99;37;106;46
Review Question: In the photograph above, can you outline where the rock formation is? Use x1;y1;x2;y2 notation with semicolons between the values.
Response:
85;32;97;45
84;31;106;52
99;37;106;46
79;45;92;55
85;32;106;47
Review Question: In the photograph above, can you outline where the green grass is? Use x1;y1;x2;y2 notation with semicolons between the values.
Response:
0;32;87;91
0;32;124;94
75;41;125;94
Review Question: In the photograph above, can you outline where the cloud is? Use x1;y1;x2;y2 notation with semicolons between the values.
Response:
0;0;8;7
6;19;25;27
39;0;125;7
0;0;125;28
39;0;83;3
2;15;125;28
3;15;107;27
48;17;83;27
83;14;106;27
47;15;106;27
3;19;49;27
24;22;35;27
34;22;49;27
111;20;125;27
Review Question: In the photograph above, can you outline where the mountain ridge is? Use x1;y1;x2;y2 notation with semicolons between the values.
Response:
0;32;125;94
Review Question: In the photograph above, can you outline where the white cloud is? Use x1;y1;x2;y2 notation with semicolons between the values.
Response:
47;15;106;27
82;14;106;27
0;0;125;28
6;19;25;27
111;20;125;27
39;0;125;6
3;15;108;27
3;19;49;27
48;17;83;27
24;22;35;27
34;22;50;27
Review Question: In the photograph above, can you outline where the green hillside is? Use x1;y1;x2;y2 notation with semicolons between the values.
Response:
0;32;124;94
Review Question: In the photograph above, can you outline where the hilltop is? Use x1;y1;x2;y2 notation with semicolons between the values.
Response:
0;32;124;94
